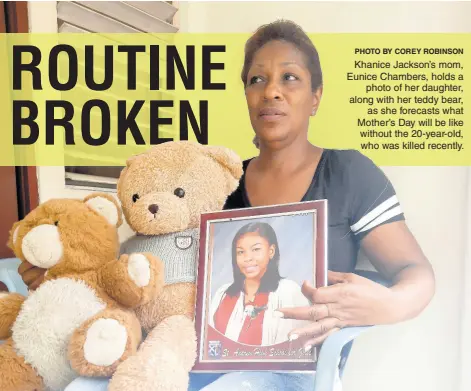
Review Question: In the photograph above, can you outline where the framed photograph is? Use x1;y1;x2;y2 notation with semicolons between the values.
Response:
193;200;328;372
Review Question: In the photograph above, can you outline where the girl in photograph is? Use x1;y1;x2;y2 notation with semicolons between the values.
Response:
209;221;310;346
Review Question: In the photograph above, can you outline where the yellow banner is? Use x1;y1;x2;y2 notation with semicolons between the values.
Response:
0;33;469;166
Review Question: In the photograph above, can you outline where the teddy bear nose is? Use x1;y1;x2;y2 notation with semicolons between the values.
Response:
148;204;159;214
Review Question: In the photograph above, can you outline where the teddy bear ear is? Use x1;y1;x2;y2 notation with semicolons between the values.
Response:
125;148;151;168
202;145;244;181
125;154;139;167
83;193;123;227
7;221;21;251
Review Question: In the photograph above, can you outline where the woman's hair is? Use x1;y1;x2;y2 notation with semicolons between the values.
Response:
225;221;283;297
241;19;323;92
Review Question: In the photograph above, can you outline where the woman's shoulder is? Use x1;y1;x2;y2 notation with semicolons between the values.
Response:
324;148;404;239
223;158;254;210
324;148;377;170
242;158;254;170
321;148;390;191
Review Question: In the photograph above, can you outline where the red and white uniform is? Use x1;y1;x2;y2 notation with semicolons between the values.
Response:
209;279;310;346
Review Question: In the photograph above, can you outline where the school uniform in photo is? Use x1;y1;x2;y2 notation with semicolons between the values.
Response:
210;278;310;346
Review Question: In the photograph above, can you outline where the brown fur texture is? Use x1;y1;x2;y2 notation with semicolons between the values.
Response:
99;252;165;308
1;193;164;391
0;293;25;339
109;315;197;391
117;141;243;235
135;282;196;332
0;339;45;391
9;195;122;276
110;141;243;391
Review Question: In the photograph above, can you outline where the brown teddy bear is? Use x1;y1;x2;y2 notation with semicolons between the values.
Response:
0;193;164;391
106;140;243;391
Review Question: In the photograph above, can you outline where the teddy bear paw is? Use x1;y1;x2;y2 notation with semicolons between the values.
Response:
83;318;128;366
127;253;151;287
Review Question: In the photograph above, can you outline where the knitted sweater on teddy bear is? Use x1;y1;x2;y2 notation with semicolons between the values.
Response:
120;228;199;285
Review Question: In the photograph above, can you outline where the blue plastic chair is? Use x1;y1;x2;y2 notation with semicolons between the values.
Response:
0;258;28;296
0;259;388;391
0;258;28;346
313;269;391;390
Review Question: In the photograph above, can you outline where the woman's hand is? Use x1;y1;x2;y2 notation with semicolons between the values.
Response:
276;271;399;349
18;260;46;291
277;222;436;350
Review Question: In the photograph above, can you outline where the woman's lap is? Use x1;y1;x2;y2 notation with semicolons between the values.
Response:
64;376;110;391
188;372;316;391
66;372;316;391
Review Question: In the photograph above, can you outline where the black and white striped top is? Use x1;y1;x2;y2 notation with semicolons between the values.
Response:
223;148;404;273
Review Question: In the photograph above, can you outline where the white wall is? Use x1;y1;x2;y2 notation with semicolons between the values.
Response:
177;2;470;391
27;2;470;391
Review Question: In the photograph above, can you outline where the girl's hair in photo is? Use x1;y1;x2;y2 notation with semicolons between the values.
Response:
225;221;283;297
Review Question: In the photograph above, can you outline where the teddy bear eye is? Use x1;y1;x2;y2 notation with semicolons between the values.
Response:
174;188;185;198
54;221;59;226
132;194;140;203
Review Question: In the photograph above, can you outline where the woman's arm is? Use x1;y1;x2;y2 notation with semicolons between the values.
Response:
276;222;435;348
276;151;436;348
360;220;435;323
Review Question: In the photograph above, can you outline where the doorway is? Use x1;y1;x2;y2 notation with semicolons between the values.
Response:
0;1;38;261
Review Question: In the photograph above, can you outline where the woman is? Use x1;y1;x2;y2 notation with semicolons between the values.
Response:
209;222;310;346
188;19;435;391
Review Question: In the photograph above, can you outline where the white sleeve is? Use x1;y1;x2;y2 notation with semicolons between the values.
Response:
347;150;405;241
270;280;312;344
278;279;310;308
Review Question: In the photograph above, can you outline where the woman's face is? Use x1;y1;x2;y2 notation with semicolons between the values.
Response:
235;232;275;281
245;40;322;147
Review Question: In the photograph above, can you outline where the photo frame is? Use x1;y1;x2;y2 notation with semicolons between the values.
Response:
193;200;328;372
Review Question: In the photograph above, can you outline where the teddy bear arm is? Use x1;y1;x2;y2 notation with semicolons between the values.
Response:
135;282;196;332
0;338;45;391
98;253;165;308
0;293;25;339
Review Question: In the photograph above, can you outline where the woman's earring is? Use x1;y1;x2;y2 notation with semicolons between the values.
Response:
311;109;317;116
